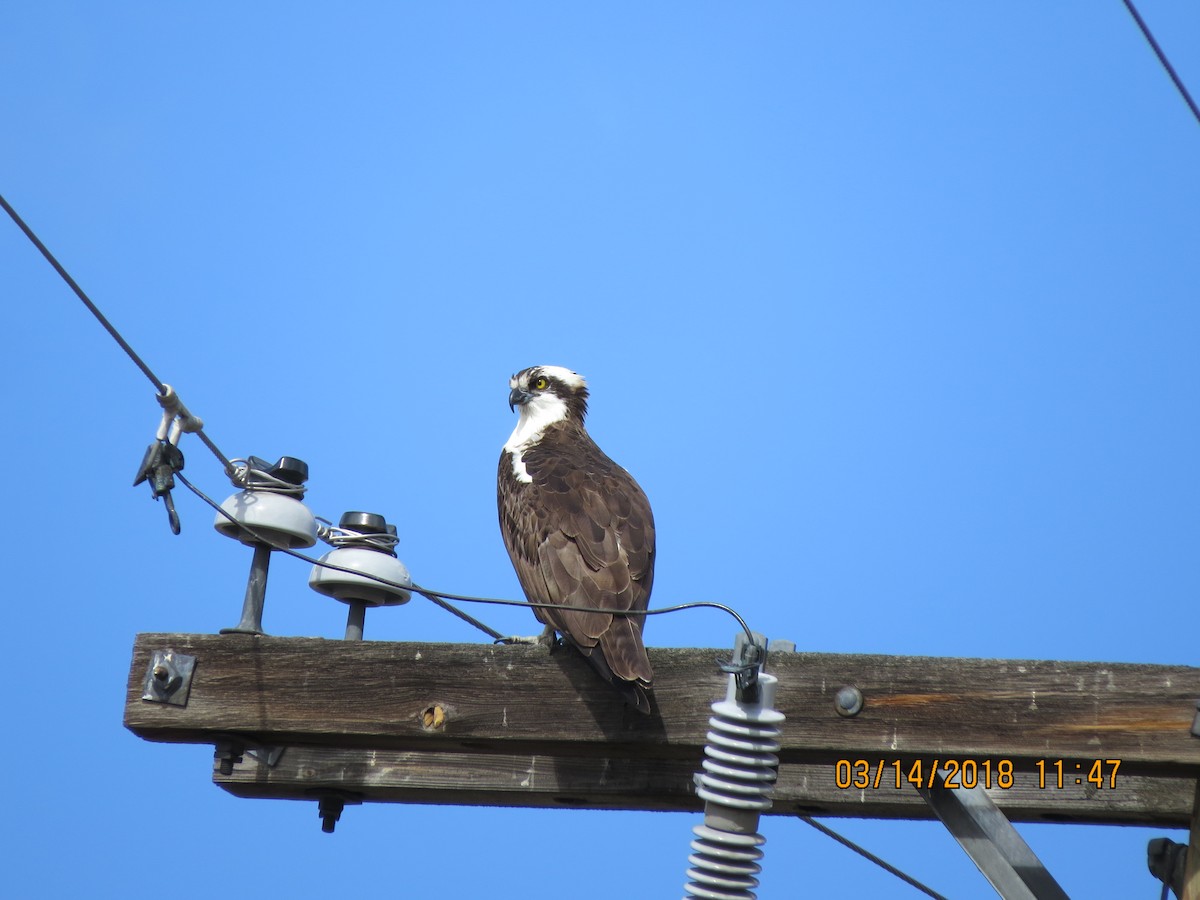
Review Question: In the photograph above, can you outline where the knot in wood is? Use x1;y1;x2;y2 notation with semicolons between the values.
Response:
421;704;447;731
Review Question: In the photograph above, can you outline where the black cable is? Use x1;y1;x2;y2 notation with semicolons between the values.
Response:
1121;0;1200;127
798;816;950;900
177;471;758;645
4;192;761;648
177;472;508;641
408;584;757;644
1;191;238;476
413;587;509;641
1;191;165;391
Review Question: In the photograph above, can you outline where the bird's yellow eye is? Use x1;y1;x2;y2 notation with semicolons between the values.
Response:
534;377;549;390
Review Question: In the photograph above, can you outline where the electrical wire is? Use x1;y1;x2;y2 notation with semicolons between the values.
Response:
404;584;758;645
177;471;509;641
0;193;506;643
798;816;950;900
177;471;758;645
4;190;761;648
230;458;308;495
1121;0;1200;127
2;192;164;392
1;191;238;477
9;49;1171;900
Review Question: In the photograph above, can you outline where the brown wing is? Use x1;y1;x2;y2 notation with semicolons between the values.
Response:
497;424;655;694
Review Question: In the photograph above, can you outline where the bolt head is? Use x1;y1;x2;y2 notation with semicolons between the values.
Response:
835;685;864;717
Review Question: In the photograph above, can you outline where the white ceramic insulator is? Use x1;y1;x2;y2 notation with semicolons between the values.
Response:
684;673;784;900
685;824;764;900
308;546;413;606
214;490;318;549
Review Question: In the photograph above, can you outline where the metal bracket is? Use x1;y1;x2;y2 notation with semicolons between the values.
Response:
141;649;196;706
245;745;286;767
767;638;796;656
133;441;185;535
719;630;768;703
213;734;284;773
917;770;1071;899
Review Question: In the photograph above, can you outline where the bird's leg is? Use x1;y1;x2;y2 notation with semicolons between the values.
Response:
499;624;560;649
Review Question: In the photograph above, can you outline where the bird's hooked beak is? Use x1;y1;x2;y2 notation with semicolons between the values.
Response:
508;387;533;412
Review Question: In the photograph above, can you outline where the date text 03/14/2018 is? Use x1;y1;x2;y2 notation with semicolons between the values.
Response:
834;758;1122;791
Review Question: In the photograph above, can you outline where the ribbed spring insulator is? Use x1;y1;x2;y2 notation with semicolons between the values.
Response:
685;824;765;900
683;673;785;900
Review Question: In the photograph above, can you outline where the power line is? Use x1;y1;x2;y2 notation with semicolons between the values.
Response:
0;191;509;639
177;471;509;641
1;191;237;476
177;469;761;645
4;191;762;647
1120;0;1200;127
799;816;950;900
1;192;165;392
401;584;758;643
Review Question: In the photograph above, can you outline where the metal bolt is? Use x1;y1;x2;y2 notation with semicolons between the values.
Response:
309;790;361;834
142;649;195;705
150;662;182;696
214;740;243;776
221;543;273;635
345;601;367;641
319;796;345;834
835;685;864;717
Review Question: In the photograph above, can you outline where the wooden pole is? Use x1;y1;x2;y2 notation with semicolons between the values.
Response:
1183;779;1200;900
125;633;1200;826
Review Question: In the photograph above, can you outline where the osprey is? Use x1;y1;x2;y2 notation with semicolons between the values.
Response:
498;365;656;713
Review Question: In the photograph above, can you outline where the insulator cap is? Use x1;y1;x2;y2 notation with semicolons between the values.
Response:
339;511;388;534
270;456;309;485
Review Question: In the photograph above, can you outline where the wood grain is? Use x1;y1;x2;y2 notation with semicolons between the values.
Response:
213;745;1197;826
125;633;1200;825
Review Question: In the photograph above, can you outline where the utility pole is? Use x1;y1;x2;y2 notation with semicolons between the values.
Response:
126;634;1199;831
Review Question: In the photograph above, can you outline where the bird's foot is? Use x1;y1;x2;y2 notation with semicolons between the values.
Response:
498;628;560;650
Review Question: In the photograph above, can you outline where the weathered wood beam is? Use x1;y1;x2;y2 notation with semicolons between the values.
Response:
125;633;1200;762
213;745;1197;826
125;633;1200;825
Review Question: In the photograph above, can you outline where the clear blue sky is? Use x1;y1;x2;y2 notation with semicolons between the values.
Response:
3;2;1198;897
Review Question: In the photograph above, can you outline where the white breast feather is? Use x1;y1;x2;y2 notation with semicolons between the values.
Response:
503;391;569;484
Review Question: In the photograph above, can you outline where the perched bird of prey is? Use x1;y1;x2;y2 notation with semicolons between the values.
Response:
498;365;656;713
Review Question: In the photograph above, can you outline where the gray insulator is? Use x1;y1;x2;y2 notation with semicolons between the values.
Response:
684;673;784;900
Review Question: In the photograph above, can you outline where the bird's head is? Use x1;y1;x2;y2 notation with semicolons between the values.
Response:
508;365;590;425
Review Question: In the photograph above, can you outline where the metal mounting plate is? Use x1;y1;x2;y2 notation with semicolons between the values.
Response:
141;649;196;707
